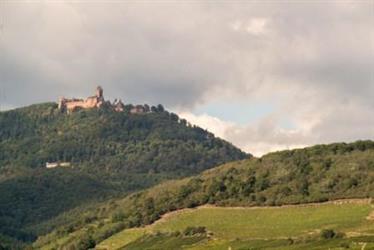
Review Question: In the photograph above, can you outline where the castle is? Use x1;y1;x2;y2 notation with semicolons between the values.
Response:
58;86;125;113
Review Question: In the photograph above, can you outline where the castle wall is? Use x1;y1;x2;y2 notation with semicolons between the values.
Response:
65;100;91;111
59;87;125;113
62;96;103;112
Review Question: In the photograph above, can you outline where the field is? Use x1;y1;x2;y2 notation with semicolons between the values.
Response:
96;200;374;250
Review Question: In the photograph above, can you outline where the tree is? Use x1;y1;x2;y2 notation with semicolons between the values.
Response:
151;106;157;112
169;113;179;121
157;104;165;112
180;119;187;126
111;211;125;222
143;104;150;112
77;234;95;250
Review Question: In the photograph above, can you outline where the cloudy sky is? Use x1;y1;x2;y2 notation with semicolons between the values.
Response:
0;1;373;155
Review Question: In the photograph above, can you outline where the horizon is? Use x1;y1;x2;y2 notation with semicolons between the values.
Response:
0;91;371;157
0;1;373;156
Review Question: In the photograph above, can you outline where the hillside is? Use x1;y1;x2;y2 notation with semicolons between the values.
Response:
0;103;247;248
34;140;374;249
97;201;374;250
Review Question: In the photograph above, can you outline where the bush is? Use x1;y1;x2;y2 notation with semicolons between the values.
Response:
340;242;350;248
111;211;125;222
183;226;206;236
77;234;95;250
335;232;346;239
320;229;336;239
287;238;294;245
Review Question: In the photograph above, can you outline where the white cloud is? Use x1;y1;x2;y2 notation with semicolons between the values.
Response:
246;18;268;35
1;1;373;155
178;111;310;156
178;112;235;138
230;20;242;31
230;18;268;35
178;97;374;156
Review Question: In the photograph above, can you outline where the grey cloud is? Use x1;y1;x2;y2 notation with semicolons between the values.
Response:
1;1;371;107
0;1;373;153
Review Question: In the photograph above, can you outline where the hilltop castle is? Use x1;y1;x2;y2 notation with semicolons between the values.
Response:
58;86;125;113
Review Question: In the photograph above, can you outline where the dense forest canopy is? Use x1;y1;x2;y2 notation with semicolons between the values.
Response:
0;103;246;175
0;103;247;248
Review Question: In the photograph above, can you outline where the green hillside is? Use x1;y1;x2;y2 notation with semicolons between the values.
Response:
99;201;374;250
35;140;374;249
0;103;247;248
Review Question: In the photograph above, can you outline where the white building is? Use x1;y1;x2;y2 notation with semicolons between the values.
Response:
46;162;71;169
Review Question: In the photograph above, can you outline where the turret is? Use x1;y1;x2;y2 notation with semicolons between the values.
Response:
96;86;103;98
58;97;66;110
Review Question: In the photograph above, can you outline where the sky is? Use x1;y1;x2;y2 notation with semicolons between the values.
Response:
0;1;373;156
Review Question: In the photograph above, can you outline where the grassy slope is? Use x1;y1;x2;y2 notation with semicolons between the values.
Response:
98;201;374;250
38;141;374;249
152;203;372;238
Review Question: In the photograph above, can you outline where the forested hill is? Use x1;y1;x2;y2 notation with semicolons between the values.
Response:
0;103;246;176
0;103;247;248
35;140;374;249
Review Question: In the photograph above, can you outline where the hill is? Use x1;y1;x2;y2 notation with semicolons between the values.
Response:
34;140;374;249
0;103;247;248
97;201;374;250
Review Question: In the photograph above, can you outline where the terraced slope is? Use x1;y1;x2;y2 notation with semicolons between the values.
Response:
98;200;374;250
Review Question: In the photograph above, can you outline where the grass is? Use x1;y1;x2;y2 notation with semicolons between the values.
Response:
185;237;374;250
152;203;372;239
121;234;206;250
97;228;146;250
96;201;374;250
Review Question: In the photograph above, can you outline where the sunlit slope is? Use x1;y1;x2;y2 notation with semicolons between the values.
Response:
35;140;374;249
98;201;374;250
151;203;373;239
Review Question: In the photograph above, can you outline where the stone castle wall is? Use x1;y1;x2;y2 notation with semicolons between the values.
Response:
58;86;148;114
59;86;105;113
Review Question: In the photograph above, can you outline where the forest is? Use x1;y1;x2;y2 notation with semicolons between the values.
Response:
0;103;246;249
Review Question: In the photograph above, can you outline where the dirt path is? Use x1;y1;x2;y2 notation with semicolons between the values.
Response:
367;210;374;220
361;242;367;250
200;198;372;210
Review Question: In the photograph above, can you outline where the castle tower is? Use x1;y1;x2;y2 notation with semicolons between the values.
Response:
58;97;66;110
96;86;103;98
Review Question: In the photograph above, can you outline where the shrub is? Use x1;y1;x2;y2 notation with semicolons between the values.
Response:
335;232;346;239
320;229;336;239
183;226;207;236
111;211;125;222
287;238;294;245
340;242;350;248
77;234;95;250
